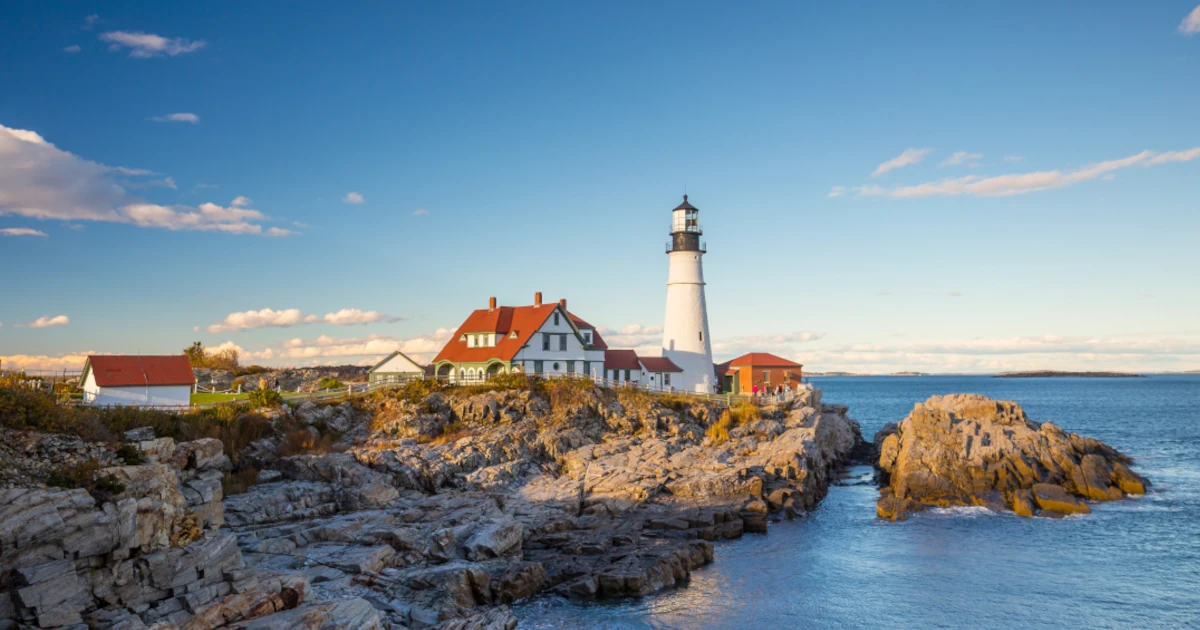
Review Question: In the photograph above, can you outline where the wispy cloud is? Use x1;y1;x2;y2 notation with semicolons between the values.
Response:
148;112;199;123
0;351;96;371
63;45;81;54
1;228;48;237
412;208;429;216
206;307;400;333
849;146;1200;199
0;123;291;236
826;186;846;198
244;329;454;365
84;15;99;30
1180;5;1200;34
343;192;364;204
23;315;70;328
1002;155;1024;163
939;151;982;167
872;148;931;177
100;31;205;58
231;196;252;207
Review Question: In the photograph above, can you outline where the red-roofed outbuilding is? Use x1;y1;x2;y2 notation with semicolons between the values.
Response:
720;352;803;394
80;355;196;406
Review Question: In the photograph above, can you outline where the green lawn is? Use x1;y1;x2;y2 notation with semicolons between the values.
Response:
190;392;249;405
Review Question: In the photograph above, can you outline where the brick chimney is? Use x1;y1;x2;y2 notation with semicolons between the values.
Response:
559;298;567;311
488;296;496;312
534;292;543;307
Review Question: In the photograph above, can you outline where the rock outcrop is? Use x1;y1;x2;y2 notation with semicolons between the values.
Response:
3;382;863;628
874;394;1149;520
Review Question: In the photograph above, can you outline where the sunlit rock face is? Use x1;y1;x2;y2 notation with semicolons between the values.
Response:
874;394;1149;520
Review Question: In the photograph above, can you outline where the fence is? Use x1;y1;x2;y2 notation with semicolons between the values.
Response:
64;371;804;412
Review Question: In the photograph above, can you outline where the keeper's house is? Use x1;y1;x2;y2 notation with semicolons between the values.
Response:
432;293;607;382
719;352;803;394
80;355;196;406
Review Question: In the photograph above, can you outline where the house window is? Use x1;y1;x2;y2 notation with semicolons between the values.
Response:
543;334;551;351
558;335;566;351
467;336;474;348
534;360;543;374
552;362;560;371
664;373;671;386
553;312;560;326
763;370;771;383
584;331;592;343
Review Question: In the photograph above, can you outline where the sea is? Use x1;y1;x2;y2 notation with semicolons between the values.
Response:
513;375;1200;629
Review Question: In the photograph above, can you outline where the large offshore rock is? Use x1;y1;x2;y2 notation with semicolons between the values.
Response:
874;394;1149;520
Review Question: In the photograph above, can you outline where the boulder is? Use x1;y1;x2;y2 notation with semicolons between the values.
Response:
874;394;1147;519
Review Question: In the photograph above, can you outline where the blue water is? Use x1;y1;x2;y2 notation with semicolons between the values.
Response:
514;375;1200;629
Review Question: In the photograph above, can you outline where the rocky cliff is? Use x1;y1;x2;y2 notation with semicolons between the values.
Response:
2;382;864;629
874;394;1149;520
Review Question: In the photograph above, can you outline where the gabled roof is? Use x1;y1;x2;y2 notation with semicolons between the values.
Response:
725;352;803;369
604;349;641;370
640;356;683;373
569;313;608;349
368;351;425;374
434;303;587;364
82;355;196;388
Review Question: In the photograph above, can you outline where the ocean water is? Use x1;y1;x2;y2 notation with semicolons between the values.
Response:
513;375;1200;629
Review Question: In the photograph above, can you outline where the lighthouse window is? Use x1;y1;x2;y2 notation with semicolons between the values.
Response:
699;331;703;342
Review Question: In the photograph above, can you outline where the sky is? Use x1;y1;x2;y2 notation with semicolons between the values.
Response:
2;1;1199;375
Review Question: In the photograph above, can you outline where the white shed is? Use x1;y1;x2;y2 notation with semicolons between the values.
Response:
80;355;196;407
368;351;426;385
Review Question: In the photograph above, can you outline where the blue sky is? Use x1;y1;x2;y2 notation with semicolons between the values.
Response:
2;1;1199;374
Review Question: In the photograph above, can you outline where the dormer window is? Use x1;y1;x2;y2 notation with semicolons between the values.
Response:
584;331;592;343
467;335;475;348
509;331;518;339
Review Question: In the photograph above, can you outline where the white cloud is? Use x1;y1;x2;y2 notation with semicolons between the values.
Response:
827;186;846;198
323;308;400;325
100;31;205;58
23;315;70;328
265;227;295;237
244;329;455;366
148;112;199;123
0;123;291;236
1003;155;1024;162
206;307;397;332
0;352;95;372
1180;5;1200;34
412;208;429;215
206;308;319;333
343;192;364;204
231;196;252;207
872;148;931;177
64;45;81;53
1;228;48;237
939;151;983;167
853;146;1200;199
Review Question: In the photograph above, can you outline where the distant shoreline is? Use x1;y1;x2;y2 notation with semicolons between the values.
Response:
994;371;1144;378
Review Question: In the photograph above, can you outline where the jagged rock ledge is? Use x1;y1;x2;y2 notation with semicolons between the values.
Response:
2;382;864;629
873;394;1149;520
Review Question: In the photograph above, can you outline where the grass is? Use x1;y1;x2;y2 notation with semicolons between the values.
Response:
190;392;249;405
705;402;761;445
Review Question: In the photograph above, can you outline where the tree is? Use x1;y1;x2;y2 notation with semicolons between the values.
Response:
184;342;207;368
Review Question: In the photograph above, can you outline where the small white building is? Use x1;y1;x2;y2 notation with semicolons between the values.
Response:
80;355;196;406
368;351;426;385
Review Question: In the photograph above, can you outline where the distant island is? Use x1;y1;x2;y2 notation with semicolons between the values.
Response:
995;370;1144;378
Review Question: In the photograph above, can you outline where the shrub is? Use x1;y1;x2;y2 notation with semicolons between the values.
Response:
115;443;144;465
706;410;734;445
542;376;596;408
47;459;126;502
318;377;344;390
397;378;444;405
222;466;260;496
277;428;336;457
248;388;283;408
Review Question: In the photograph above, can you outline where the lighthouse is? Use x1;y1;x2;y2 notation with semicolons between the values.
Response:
661;195;715;393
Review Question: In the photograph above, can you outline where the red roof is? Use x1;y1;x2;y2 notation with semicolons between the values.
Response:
83;355;196;387
569;314;608;349
604;349;641;370
639;356;683;373
725;352;803;369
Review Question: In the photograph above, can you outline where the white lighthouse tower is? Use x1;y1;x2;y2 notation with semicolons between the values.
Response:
661;195;715;393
